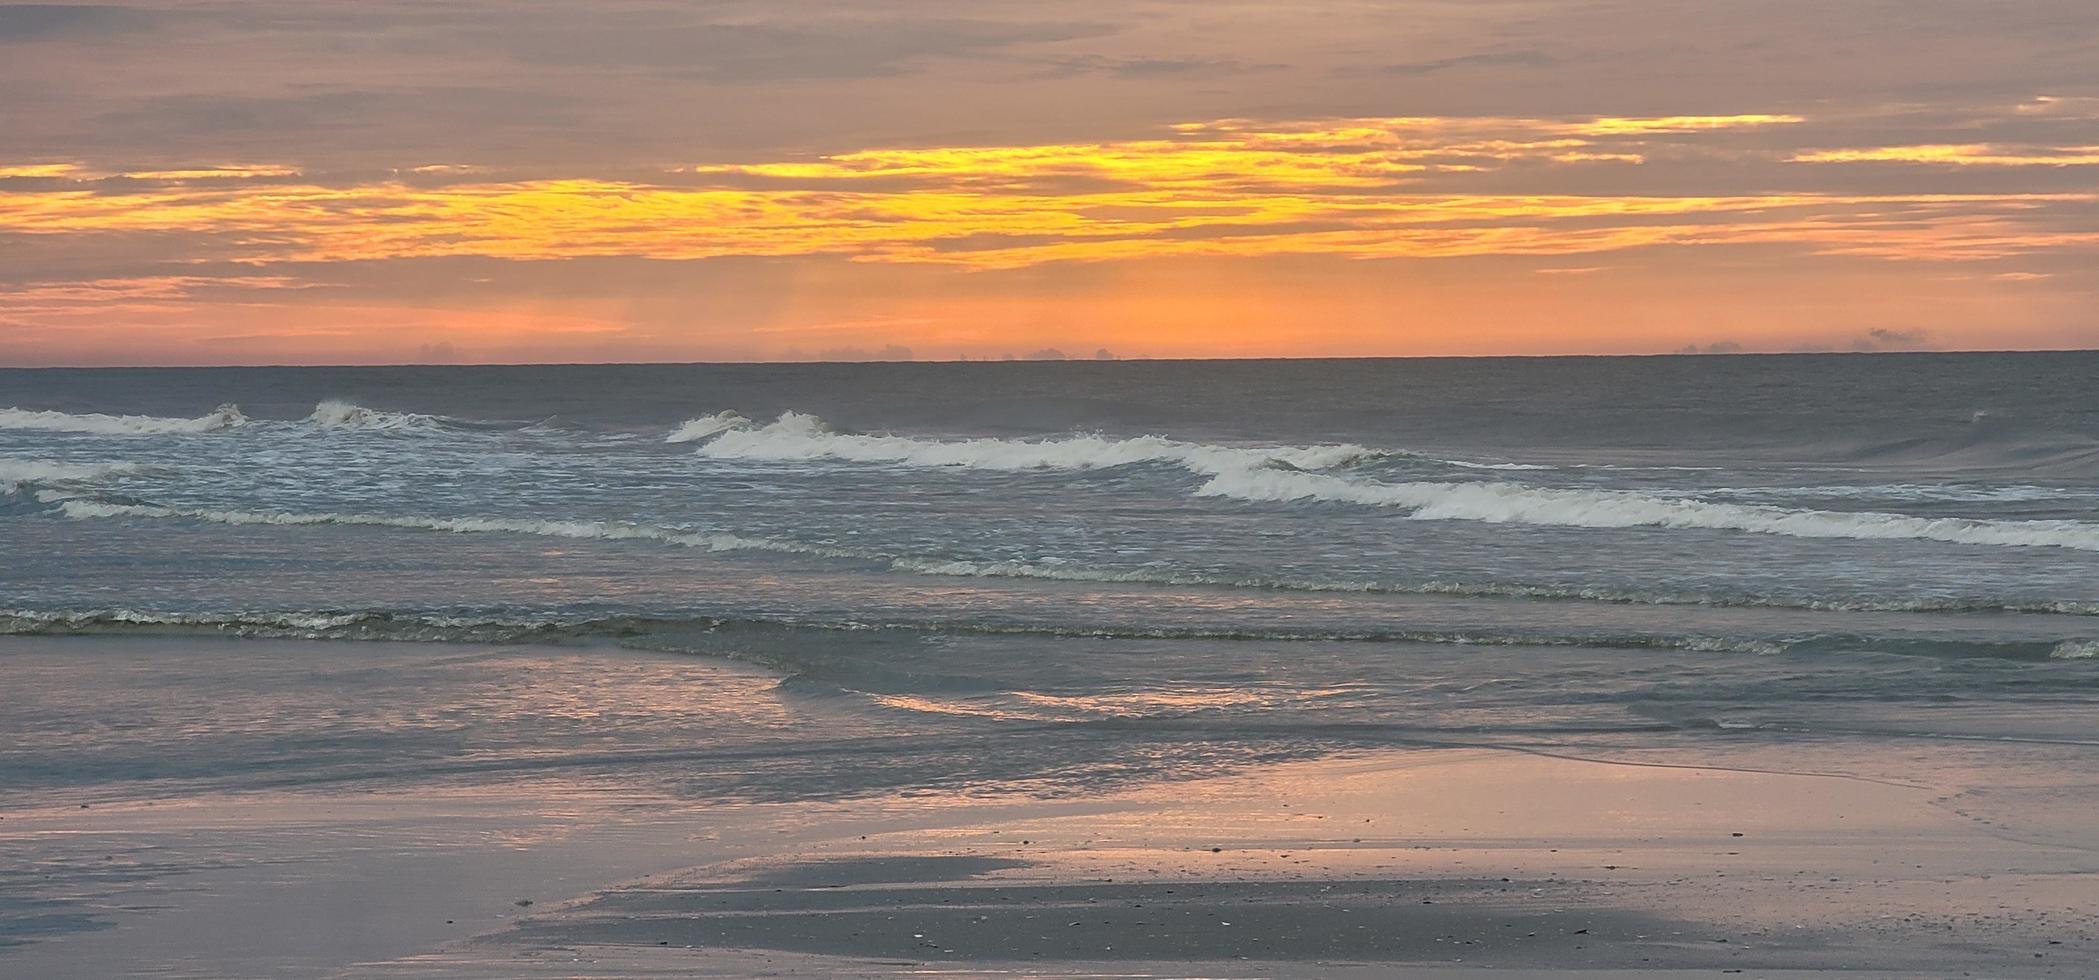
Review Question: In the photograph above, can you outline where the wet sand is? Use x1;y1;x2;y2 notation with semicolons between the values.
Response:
6;641;2097;977
16;748;2084;978
414;748;2095;977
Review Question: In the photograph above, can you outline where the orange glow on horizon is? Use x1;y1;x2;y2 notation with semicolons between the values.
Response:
3;112;2094;364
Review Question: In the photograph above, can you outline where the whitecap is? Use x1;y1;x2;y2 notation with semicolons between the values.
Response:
0;458;145;495
666;411;752;443
696;411;1382;474
0;404;246;435
1195;467;2099;552
304;399;445;431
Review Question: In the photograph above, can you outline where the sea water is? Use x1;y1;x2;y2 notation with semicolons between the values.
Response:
4;354;2098;804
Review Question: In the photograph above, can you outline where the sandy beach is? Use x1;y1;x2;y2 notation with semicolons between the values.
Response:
5;637;2095;978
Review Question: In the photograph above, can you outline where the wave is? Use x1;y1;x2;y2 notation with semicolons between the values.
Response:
1695;483;2098;504
302;400;545;432
2052;640;2099;660
666;411;751;443
1197;467;2099;551
0;404;246;435
674;412;2099;551
0;458;144;493
0;400;515;436
691;411;1383;473
304;399;449;431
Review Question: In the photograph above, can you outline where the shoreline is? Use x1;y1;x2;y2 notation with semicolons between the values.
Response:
5;637;2097;977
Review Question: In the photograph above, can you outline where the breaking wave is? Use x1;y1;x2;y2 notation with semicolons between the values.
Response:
666;411;751;443
0;458;144;493
688;411;1383;473
1197;468;2099;551
0;404;247;435
668;411;2099;552
304;399;448;431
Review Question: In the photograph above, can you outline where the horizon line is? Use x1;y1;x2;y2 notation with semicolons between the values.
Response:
3;346;2097;372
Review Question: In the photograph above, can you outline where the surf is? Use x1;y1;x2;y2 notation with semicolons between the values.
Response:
0;404;247;435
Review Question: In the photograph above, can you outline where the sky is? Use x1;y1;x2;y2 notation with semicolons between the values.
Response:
2;0;2096;365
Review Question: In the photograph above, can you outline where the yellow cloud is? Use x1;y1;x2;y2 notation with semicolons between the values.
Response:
1793;144;2099;166
1573;114;1804;134
0;113;2091;272
0;163;85;178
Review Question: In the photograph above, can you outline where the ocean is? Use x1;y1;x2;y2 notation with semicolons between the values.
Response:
4;353;2098;806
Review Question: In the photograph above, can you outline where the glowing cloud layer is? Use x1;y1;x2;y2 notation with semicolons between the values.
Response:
4;114;2093;274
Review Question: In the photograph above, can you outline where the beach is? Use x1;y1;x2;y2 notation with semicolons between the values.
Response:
5;357;2099;976
4;635;2096;978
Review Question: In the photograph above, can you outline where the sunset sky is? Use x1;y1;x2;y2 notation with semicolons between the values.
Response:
3;0;2096;365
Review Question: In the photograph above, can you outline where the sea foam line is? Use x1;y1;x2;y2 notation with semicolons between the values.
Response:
304;399;448;431
55;500;856;559
0;458;145;494
689;411;1385;472
680;411;2099;552
0;404;247;435
1197;467;2099;551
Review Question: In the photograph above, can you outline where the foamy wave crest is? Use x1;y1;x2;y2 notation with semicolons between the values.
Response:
0;459;144;493
667;411;752;443
1197;468;2099;551
58;500;855;558
0;404;246;435
2051;640;2099;660
305;400;445;431
696;412;2099;552
698;412;1380;473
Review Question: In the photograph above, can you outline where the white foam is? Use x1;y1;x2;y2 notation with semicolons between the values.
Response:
305;400;444;431
2051;640;2099;660
697;411;1381;473
1195;467;2099;551
666;411;752;443
0;458;143;492
688;411;2099;551
0;404;246;435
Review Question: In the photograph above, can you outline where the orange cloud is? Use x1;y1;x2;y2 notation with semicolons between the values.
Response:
1792;144;2099;166
0;113;2092;280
